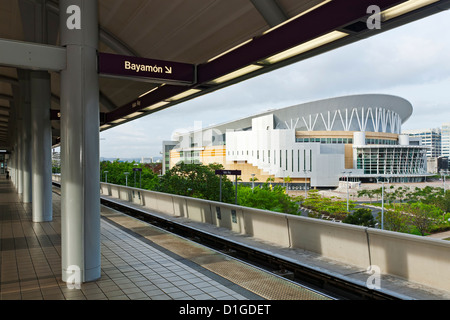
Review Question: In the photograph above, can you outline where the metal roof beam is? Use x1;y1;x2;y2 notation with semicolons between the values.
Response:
0;75;19;86
250;0;288;27
0;94;14;102
0;38;66;71
99;28;141;57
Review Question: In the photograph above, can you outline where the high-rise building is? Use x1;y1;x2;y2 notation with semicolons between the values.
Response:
441;123;450;164
403;128;441;158
162;141;178;174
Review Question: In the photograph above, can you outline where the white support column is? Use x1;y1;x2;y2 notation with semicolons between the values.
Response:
18;70;32;203
15;91;23;195
31;71;52;222
60;0;101;283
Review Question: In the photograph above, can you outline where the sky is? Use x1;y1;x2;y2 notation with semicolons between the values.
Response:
99;9;450;160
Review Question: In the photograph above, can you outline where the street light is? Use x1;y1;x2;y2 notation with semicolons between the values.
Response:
441;170;449;191
342;171;350;212
124;172;129;186
251;173;255;191
303;169;310;199
377;176;390;230
104;170;108;183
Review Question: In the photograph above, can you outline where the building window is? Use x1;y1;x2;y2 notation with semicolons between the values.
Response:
280;150;282;168
292;150;294;172
304;149;306;171
286;150;288;170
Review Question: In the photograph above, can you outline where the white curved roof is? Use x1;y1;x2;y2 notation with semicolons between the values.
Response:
208;94;412;134
276;94;413;123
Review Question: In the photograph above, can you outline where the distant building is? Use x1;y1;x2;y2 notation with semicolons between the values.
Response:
163;94;429;188
162;141;178;174
403;128;441;158
52;150;61;166
441;123;450;165
428;156;449;174
140;157;153;164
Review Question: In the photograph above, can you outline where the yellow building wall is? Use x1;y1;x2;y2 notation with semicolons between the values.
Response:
170;145;308;184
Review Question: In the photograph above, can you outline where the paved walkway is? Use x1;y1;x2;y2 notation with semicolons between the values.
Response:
0;177;329;301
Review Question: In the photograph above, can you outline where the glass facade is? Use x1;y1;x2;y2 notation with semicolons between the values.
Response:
356;146;427;175
295;137;397;145
296;137;353;144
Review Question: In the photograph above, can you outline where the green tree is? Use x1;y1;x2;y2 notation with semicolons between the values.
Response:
406;202;442;236
237;184;300;215
343;208;376;227
156;162;234;202
378;208;411;233
431;190;450;217
100;160;158;189
302;189;354;220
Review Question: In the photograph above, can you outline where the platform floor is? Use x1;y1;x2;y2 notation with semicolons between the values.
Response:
0;177;329;301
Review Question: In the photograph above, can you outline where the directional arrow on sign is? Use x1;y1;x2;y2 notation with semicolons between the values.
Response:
98;52;194;85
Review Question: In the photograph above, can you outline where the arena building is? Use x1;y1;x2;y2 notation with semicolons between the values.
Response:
163;94;429;189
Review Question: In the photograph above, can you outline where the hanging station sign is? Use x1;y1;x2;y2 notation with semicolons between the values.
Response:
98;52;195;85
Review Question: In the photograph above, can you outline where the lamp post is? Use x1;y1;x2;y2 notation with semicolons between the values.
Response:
441;170;449;191
303;169;310;199
251;173;255;191
104;170;108;183
342;171;350;212
381;177;384;230
219;174;222;202
235;174;238;205
377;176;389;230
124;172;129;186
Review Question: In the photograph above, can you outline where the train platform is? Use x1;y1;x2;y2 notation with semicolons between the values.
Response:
0;176;330;301
99;186;450;301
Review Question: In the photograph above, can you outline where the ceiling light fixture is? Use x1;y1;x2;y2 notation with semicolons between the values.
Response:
123;111;144;119
263;0;333;35
207;39;253;63
381;0;440;21
138;84;165;98
209;64;263;85
258;30;348;64
110;118;127;124
166;89;202;102
142;101;170;111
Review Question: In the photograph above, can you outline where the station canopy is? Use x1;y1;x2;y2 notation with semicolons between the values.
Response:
0;0;449;148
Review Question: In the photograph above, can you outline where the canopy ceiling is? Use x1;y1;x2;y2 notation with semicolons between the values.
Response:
0;0;449;149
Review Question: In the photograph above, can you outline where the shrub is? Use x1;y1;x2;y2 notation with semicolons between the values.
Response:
343;208;376;227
